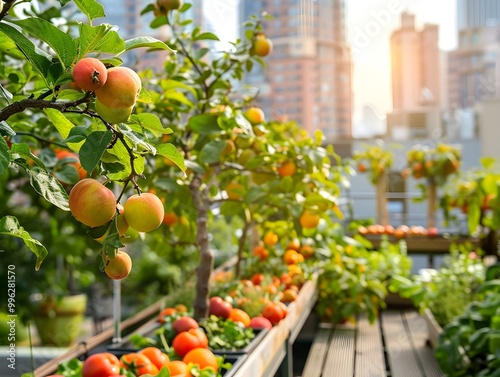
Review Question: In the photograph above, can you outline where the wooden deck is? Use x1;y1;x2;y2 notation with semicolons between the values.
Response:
301;310;443;377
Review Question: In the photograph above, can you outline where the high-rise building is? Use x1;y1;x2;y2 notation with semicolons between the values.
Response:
448;0;500;110
387;13;441;139
457;0;500;30
240;0;352;138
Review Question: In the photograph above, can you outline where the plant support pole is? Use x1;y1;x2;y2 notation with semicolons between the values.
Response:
427;182;437;229
376;172;389;226
112;279;121;343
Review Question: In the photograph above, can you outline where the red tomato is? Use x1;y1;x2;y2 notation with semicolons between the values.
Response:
172;328;208;357
120;353;159;376
138;347;170;369
82;353;121;377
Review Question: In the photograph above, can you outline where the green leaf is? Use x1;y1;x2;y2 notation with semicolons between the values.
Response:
481;157;496;170
65;126;88;144
188;114;221;134
160;79;197;97
44;109;85;152
157;143;186;172
0;136;10;175
0;122;15;137
79;130;113;174
0;32;25;59
0;23;53;85
199;140;226;164
0;216;48;270
24;167;69;211
0;84;13;103
164;91;194;107
76;23;124;58
10;18;77;68
118;124;156;154
122;36;175;53
129;113;171;137
73;0;106;23
194;32;220;41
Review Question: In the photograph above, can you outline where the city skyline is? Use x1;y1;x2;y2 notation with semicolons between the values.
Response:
348;0;457;137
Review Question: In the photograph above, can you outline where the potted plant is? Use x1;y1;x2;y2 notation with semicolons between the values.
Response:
389;243;486;347
435;263;500;376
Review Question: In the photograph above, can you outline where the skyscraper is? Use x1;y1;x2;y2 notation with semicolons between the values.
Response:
387;13;441;139
240;0;352;138
457;0;500;30
448;0;500;109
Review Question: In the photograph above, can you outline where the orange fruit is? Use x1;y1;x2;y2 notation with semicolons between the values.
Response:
182;348;218;372
263;231;278;246
252;245;269;261
139;347;170;369
158;307;177;323
225;182;244;200
229;308;251;327
300;210;320;229
277;161;296;177
166;360;188;376
163;212;179;226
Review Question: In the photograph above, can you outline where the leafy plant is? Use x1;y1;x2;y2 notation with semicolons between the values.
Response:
316;236;412;324
199;315;255;351
435;263;500;377
390;243;486;327
352;145;394;184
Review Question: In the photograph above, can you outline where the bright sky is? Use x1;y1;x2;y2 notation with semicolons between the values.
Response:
346;0;457;136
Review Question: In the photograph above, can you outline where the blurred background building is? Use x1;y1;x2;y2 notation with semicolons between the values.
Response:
240;0;353;139
386;13;441;140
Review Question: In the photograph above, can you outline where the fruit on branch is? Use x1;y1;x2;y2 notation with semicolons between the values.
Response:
95;98;133;124
244;107;265;125
124;192;165;232
95;67;142;109
68;179;116;227
162;212;179;226
94;204;129;243
253;34;273;57
277;161;296;177
157;0;183;13
300;210;320;229
225;181;244;200
263;230;278;246
119;227;140;244
55;149;87;181
72;58;108;92
104;250;132;280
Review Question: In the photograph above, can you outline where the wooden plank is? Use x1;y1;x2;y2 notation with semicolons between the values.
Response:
355;314;386;377
301;330;332;377
404;311;443;377
381;311;424;377
323;327;356;377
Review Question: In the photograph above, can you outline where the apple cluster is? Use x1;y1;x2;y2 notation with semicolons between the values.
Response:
68;178;165;279
72;57;142;124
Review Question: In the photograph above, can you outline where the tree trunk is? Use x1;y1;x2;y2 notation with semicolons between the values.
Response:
376;172;389;226
189;174;214;321
427;182;437;229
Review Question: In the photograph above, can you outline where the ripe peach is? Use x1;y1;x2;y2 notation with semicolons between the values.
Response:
72;58;108;92
163;212;179;226
244;107;265;125
157;0;183;11
94;204;129;243
95;67;141;109
124;192;164;232
55;149;87;181
277;161;296;177
105;250;132;280
300;210;320;229
68;179;116;227
253;35;273;57
95;98;133;124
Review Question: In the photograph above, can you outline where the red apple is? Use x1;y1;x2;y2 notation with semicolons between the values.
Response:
250;316;272;329
209;296;233;319
172;316;199;333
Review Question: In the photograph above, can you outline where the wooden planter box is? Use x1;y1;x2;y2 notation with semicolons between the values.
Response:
423;308;443;349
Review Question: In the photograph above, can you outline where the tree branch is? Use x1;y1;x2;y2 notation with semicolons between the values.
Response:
0;94;90;122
